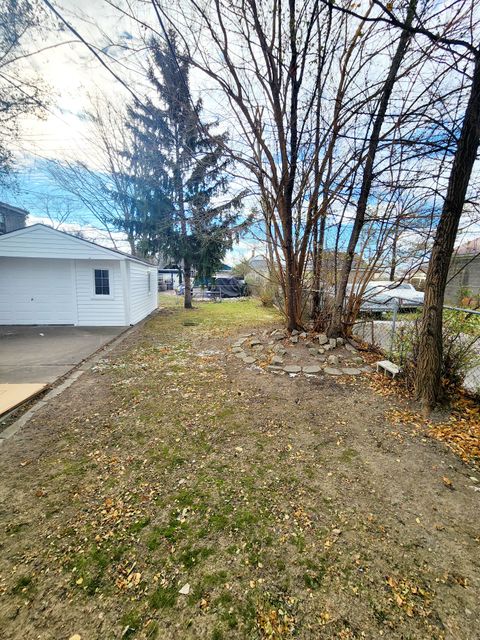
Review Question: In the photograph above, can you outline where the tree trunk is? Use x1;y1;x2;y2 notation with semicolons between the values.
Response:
327;0;416;337
415;53;480;412
184;259;193;309
284;238;299;331
312;213;326;319
389;225;398;281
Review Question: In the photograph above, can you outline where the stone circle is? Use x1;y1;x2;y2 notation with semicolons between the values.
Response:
231;329;370;380
284;364;302;373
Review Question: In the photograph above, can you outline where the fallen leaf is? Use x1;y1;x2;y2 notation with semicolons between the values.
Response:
442;476;454;489
179;583;190;595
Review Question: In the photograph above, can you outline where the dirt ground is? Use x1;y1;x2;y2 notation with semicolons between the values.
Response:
0;299;478;640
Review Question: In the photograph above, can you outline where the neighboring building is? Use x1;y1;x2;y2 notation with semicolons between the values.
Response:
445;238;480;305
158;267;182;290
0;202;27;235
408;266;428;291
249;255;269;272
0;224;157;326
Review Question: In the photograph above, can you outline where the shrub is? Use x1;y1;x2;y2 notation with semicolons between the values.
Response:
391;312;480;396
257;280;277;307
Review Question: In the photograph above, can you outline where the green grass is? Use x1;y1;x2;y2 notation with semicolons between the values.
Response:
120;610;143;638
11;575;34;597
149;584;178;610
157;293;280;335
2;293;460;640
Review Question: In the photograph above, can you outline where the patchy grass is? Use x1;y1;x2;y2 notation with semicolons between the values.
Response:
0;296;478;639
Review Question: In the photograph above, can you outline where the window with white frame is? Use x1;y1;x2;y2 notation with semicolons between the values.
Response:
94;269;110;295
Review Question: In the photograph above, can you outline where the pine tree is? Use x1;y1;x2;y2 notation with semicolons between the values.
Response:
126;32;245;308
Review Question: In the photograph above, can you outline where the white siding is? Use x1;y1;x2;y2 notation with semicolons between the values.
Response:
0;225;156;326
0;225;121;261
74;260;127;326
128;262;158;325
0;257;76;325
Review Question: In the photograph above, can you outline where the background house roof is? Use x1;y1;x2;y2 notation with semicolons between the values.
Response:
456;237;480;256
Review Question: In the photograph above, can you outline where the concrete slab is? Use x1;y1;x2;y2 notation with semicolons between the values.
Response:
0;326;125;384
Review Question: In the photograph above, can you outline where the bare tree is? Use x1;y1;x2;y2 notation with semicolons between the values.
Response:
416;52;480;412
327;0;418;337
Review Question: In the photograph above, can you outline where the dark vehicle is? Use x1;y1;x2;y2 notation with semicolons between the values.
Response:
208;277;248;298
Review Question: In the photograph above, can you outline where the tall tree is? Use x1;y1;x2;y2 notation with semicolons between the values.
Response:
415;52;480;412
326;0;417;337
127;33;245;308
0;0;46;182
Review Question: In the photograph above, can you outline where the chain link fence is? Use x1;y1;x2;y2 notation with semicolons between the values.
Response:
353;305;480;396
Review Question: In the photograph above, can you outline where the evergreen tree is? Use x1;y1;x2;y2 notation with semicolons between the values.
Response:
126;32;246;308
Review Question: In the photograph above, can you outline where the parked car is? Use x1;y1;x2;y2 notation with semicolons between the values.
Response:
357;280;424;313
207;276;248;298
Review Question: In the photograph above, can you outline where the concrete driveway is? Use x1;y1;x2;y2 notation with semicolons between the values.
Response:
0;326;126;384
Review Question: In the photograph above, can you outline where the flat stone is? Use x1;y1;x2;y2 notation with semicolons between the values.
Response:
318;347;325;354
327;355;339;365
243;356;256;364
323;344;332;351
352;356;364;364
318;334;328;345
290;336;299;344
342;367;362;375
303;365;322;374
283;365;302;373
274;347;287;355
232;346;243;353
329;338;337;348
345;343;357;352
299;332;307;338
267;365;284;372
336;337;344;346
291;329;300;336
271;356;284;366
324;367;343;376
316;355;326;362
250;339;263;347
235;351;246;358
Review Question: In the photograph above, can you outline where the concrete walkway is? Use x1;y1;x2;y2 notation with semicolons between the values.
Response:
0;325;125;384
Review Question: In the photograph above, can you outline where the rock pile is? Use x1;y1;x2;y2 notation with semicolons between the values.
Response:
231;329;371;378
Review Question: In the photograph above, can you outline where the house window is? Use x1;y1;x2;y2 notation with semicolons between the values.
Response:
0;212;5;235
94;269;110;295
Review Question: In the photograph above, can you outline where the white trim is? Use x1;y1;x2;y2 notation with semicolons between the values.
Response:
91;267;114;299
71;259;79;326
120;260;131;325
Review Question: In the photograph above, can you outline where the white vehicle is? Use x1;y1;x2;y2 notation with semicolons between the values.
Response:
360;281;424;312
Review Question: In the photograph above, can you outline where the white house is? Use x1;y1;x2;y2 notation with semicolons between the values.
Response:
0;224;157;326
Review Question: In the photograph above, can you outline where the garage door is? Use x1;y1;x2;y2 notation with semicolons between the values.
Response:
0;258;76;325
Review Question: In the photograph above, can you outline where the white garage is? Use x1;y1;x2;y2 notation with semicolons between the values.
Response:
0;224;158;326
